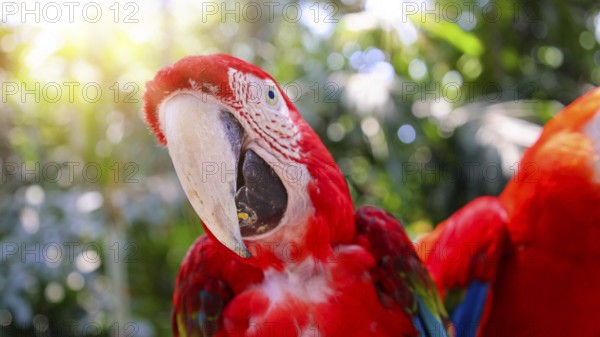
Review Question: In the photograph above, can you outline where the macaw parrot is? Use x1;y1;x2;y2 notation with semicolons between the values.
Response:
417;88;600;337
143;54;454;337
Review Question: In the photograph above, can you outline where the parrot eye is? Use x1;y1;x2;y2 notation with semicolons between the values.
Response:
265;85;279;106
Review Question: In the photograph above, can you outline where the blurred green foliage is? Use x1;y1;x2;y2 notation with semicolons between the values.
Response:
0;0;599;336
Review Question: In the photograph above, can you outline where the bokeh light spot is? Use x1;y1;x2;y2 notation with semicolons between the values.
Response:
397;124;416;144
408;59;427;80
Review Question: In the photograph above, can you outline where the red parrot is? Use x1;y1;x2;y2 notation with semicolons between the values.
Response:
143;54;454;337
418;88;600;337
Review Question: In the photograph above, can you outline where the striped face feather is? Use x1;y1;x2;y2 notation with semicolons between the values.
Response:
227;69;302;161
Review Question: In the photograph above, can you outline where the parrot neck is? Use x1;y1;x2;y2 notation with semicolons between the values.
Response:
501;168;600;260
499;123;600;260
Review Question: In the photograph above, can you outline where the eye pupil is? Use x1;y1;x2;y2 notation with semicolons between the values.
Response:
268;90;275;100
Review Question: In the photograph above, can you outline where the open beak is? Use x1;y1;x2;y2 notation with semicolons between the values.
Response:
160;93;252;258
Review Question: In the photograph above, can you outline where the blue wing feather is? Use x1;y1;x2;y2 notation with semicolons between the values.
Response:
449;281;490;337
414;298;450;337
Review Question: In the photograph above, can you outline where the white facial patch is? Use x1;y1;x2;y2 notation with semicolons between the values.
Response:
227;68;302;160
583;108;600;183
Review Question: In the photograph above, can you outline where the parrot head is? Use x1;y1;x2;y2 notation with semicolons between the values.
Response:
501;88;600;257
144;54;354;267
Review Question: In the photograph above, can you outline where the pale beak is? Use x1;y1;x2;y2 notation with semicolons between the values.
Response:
159;93;251;258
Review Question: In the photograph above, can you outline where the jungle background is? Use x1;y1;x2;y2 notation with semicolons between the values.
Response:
1;0;599;336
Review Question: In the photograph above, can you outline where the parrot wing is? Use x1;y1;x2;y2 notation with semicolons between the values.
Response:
355;206;455;337
417;196;508;337
172;235;263;337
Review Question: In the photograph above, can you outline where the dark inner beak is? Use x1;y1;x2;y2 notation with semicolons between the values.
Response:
235;150;288;236
220;111;288;237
